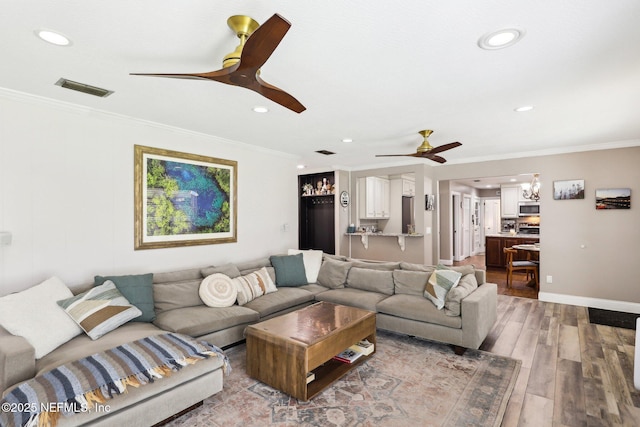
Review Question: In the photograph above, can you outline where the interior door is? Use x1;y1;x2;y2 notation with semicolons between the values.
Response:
462;195;471;259
484;199;500;238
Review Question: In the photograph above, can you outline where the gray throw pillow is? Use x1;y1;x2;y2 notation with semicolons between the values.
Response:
94;273;155;322
317;258;353;289
270;253;308;287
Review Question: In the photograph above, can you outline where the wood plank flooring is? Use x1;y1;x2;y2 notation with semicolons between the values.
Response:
482;295;639;426
455;254;638;425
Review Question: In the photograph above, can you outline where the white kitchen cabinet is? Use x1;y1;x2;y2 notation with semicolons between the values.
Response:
500;185;519;218
359;176;390;219
402;178;415;196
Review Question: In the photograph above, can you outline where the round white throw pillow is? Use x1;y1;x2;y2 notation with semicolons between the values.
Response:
199;273;237;307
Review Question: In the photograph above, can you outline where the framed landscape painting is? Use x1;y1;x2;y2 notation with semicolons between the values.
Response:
595;188;631;210
134;145;237;250
553;179;585;200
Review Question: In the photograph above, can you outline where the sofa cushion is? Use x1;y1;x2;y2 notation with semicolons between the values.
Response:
94;273;155;322
424;269;462;309
200;264;242;279
0;276;82;359
350;260;401;271
57;280;142;340
243;287;314;318
36;322;165;375
153;268;204;314
392;270;429;297
233;267;277;306
315;288;388;312
235;257;271;275
199;273;237;308
288;249;323;283
317;258;352;289
270;254;308;287
347;267;394;295
444;273;479;317
439;264;476;276
153;305;259;337
376;294;462;329
298;283;330;295
399;262;436;273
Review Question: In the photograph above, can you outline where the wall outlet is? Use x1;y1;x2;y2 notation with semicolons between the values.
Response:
0;232;11;246
281;223;289;232
546;275;553;284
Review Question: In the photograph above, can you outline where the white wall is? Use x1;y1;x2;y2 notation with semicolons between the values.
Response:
0;92;299;295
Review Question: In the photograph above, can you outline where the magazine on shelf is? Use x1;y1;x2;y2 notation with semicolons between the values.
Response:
306;372;315;384
333;348;364;364
349;339;374;356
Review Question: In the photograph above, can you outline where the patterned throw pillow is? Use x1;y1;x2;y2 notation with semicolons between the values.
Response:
424;269;462;309
233;267;278;306
199;273;238;308
57;280;142;340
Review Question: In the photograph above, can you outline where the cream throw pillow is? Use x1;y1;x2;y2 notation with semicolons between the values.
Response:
424;269;462;310
233;267;277;306
0;276;82;358
199;273;238;307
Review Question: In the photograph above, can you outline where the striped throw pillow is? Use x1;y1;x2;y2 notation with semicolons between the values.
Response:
57;280;142;340
233;267;277;306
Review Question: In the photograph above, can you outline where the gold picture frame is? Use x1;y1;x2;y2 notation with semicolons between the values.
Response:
134;145;237;250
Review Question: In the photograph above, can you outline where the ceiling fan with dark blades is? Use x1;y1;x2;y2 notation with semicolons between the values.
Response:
376;130;461;163
131;13;306;113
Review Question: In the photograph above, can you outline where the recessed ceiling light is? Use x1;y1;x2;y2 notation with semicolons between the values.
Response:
510;178;517;182
35;29;71;46
514;105;534;112
296;164;306;169
252;106;268;113
478;28;524;50
341;138;353;143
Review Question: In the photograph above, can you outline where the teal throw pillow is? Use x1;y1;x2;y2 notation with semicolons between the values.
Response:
269;254;308;287
94;273;155;322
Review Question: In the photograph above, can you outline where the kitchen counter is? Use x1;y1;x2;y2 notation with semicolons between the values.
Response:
486;233;540;239
345;232;423;251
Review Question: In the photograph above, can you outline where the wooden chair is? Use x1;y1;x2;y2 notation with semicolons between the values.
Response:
503;247;539;290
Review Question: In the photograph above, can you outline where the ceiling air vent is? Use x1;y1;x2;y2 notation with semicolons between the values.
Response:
315;150;336;155
55;78;114;98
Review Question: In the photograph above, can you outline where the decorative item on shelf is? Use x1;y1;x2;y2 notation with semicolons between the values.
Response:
347;224;356;233
302;183;314;196
522;173;541;201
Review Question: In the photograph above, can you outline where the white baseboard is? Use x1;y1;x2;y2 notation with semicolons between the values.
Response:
538;292;640;314
439;259;453;266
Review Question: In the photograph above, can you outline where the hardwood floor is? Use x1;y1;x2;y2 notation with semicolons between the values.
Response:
482;294;639;426
454;253;539;299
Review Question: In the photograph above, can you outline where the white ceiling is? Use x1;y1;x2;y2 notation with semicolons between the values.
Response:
2;1;640;170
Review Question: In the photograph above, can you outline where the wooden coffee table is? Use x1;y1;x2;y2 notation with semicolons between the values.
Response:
245;301;376;401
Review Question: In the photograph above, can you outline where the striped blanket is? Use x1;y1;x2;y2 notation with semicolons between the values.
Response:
0;333;229;427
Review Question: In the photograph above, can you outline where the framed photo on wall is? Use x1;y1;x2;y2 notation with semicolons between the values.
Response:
134;145;237;250
595;188;631;210
553;179;585;200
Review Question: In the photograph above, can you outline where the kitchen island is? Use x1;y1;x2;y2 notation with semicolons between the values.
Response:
345;232;424;263
485;234;540;268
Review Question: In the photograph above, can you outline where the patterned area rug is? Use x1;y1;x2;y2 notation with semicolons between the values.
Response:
166;330;520;426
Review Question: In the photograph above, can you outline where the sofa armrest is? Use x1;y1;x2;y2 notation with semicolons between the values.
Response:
0;325;36;396
460;282;497;349
474;269;486;285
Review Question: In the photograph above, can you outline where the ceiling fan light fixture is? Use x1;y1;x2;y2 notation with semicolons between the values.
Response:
341;138;353;143
252;106;269;113
478;28;524;50
35;29;72;46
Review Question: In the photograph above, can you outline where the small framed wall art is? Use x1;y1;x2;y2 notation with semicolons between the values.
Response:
553;179;585;200
134;145;237;249
595;188;631;210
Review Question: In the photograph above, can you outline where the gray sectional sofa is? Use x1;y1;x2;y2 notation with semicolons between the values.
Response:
0;253;497;426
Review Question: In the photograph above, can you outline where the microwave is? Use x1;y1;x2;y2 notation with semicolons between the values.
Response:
518;202;540;216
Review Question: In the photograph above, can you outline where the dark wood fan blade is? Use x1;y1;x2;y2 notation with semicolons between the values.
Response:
375;154;415;157
253;75;306;113
424;154;447;163
237;14;291;72
427;142;462;155
130;66;235;83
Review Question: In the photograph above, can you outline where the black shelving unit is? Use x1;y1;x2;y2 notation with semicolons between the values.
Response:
298;172;335;254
